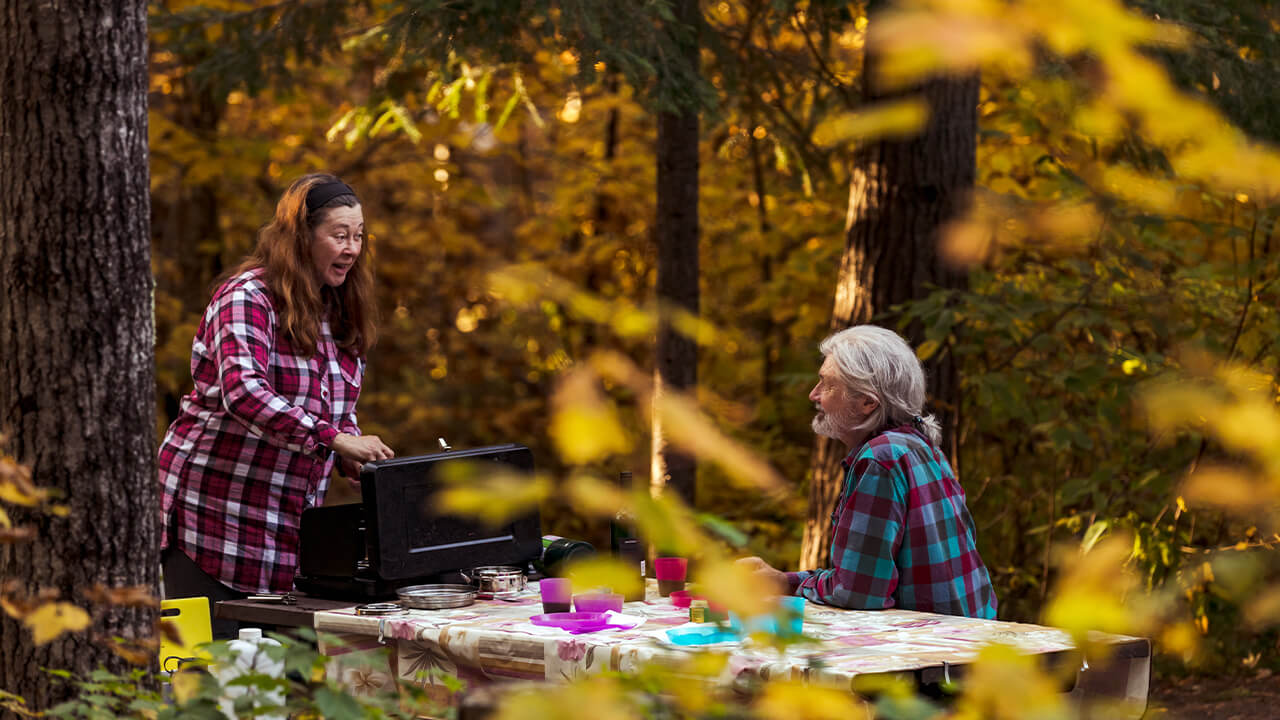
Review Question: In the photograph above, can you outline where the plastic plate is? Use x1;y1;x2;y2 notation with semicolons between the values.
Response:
530;611;612;633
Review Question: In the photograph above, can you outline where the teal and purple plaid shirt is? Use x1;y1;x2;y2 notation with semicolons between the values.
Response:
788;425;997;618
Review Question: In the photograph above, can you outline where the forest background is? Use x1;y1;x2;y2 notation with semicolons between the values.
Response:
2;0;1280;715
145;0;1278;678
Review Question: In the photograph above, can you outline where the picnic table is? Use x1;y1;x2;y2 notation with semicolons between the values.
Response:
301;580;1149;716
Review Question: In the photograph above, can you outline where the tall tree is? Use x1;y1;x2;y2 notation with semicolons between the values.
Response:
650;0;701;505
0;0;157;710
798;1;976;570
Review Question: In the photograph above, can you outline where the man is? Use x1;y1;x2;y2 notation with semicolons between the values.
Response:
740;325;997;618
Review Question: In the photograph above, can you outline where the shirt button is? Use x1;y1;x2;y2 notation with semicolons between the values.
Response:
321;387;330;398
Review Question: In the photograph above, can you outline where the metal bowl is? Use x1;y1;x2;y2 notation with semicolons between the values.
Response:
465;565;527;599
396;583;478;610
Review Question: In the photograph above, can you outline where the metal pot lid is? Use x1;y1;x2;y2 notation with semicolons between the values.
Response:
396;583;478;609
354;602;406;616
470;565;524;577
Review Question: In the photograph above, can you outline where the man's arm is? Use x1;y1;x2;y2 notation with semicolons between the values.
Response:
790;456;906;609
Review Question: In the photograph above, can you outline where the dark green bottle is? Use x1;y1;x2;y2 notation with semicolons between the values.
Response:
538;535;595;577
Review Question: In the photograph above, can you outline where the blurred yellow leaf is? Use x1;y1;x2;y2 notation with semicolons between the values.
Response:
1045;535;1145;640
24;602;91;645
563;474;627;518
953;644;1071;720
435;467;551;526
1181;466;1262;511
0;475;45;506
170;667;206;705
549;369;632;465
564;557;643;598
940;217;994;267
1160;622;1199;657
0;507;8;528
494;676;636;720
813;99;929;148
915;339;940;362
628;492;708;559
697;558;775;619
755;681;869;720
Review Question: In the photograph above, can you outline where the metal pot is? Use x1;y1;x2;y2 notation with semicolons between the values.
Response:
461;565;527;599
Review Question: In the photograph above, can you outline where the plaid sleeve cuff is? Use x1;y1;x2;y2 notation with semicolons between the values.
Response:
312;421;340;456
787;571;811;595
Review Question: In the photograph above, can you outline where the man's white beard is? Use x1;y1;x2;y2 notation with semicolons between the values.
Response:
812;408;852;440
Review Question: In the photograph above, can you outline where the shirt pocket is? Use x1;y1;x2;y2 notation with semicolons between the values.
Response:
272;352;321;413
335;353;363;410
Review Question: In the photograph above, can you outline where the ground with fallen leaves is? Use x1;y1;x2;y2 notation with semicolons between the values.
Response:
1147;670;1279;720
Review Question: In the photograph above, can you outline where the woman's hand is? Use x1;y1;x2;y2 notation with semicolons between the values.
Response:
332;433;395;463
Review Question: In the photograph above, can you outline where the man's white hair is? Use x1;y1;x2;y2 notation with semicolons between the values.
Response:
818;325;942;445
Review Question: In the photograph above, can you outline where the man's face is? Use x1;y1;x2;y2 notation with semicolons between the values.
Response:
810;357;855;439
809;356;876;444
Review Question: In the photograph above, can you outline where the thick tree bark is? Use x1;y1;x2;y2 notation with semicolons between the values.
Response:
650;0;700;505
0;1;157;712
798;15;976;570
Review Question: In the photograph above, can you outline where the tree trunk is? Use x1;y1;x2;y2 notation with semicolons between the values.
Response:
798;10;976;570
650;0;700;506
0;1;157;712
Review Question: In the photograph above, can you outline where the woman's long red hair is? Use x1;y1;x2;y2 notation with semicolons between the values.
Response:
222;173;377;357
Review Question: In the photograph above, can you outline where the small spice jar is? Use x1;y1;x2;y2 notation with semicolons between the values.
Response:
689;599;709;623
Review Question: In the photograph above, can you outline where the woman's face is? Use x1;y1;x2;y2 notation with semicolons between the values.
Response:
311;204;364;287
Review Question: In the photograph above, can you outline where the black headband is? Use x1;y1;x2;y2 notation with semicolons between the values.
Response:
305;180;357;212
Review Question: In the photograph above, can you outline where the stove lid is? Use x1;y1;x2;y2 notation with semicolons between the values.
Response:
359;444;541;580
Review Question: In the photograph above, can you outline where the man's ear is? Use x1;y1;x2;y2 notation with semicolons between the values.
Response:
858;394;880;415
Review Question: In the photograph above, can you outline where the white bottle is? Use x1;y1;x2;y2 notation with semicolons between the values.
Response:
214;627;286;720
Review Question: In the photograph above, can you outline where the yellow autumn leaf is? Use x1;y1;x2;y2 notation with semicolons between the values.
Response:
696;557;775;620
435;470;551;526
952;644;1071;720
1045;535;1144;640
563;474;627;518
915;339;941;362
549;370;631;465
1181;466;1262;511
1160;621;1199;657
812;99;929;148
564;556;643;598
0;479;44;507
495;676;633;720
169;667;207;705
25;602;91;645
755;680;869;720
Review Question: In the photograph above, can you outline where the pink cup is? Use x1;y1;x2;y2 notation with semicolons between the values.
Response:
573;592;623;614
670;590;693;608
540;578;572;614
654;557;687;597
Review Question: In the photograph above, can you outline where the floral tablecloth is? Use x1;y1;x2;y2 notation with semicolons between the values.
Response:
313;580;1149;701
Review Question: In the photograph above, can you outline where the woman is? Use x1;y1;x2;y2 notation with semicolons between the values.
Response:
159;173;394;632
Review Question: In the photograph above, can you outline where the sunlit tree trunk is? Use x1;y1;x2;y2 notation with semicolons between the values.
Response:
0;0;157;711
651;0;700;506
798;6;975;570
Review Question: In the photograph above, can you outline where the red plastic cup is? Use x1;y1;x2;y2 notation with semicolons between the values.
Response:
654;557;687;597
540;578;572;614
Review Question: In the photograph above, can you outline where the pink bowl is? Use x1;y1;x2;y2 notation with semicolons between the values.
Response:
530;612;610;633
573;592;624;614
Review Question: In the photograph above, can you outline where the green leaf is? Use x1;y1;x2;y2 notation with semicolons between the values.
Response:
313;686;365;720
1082;520;1110;554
